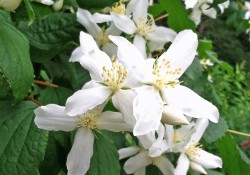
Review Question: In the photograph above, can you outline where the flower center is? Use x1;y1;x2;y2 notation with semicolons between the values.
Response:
173;131;181;143
112;1;126;14
136;18;154;36
96;27;109;46
152;58;181;89
149;156;164;165
186;140;202;159
77;106;102;129
101;61;127;91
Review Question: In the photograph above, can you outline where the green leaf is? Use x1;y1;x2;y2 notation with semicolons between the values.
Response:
203;117;228;143
23;0;35;25
158;0;195;32
0;101;48;175
19;13;81;50
148;4;165;17
216;134;250;175
0;21;34;103
185;57;203;80
87;132;120;175
38;87;73;106
0;10;11;22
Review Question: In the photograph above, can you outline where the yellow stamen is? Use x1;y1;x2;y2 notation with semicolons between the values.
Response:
112;1;126;14
136;18;155;36
186;140;203;158
96;27;109;46
77;106;102;129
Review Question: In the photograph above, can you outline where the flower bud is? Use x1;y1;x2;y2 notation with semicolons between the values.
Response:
52;0;63;11
0;0;22;11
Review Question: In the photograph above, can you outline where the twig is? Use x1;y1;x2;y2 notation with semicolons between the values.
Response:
34;80;59;88
155;13;169;22
25;96;42;106
227;129;250;138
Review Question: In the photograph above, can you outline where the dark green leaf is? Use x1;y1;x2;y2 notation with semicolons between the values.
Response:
23;0;35;25
19;13;81;50
0;10;11;22
203;117;228;143
158;0;195;32
216;134;250;175
0;101;48;175
148;4;165;17
87;132;120;175
0;21;34;103
38;87;73;106
77;0;118;9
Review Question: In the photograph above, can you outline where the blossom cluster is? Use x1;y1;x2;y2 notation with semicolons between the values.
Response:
34;0;225;174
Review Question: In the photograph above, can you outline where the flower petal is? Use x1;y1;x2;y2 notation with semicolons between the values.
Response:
146;26;177;43
185;0;198;8
34;104;77;131
97;111;133;132
118;147;140;159
134;167;146;175
190;162;207;175
158;30;198;77
161;105;189;125
162;85;219;123
155;156;175;175
133;34;147;58
112;89;137;126
202;4;217;19
92;13;112;23
192;150;222;169
164;124;174;151
133;86;163;136
175;153;190;175
102;42;117;57
77;9;102;37
66;128;94;175
132;0;148;21
191;118;209;142
79;31;99;54
137;131;156;149
80;49;112;82
124;151;151;174
69;47;83;63
190;7;202;25
65;85;112;116
110;12;137;35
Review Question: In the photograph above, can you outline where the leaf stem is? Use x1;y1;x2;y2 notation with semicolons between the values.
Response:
227;129;250;138
155;13;169;22
34;80;59;88
25;96;42;106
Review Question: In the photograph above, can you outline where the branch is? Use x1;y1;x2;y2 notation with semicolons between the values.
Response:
155;13;169;22
34;80;59;88
25;96;42;106
227;129;250;138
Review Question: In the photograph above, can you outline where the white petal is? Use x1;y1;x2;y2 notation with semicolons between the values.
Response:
124;151;151;174
134;167;146;175
34;104;77;131
202;4;217;19
82;80;99;89
118;147;140;159
158;30;198;77
77;9;102;37
132;0;148;21
65;86;112;116
149;123;166;157
92;13;112;23
175;153;190;175
185;0;198;8
146;26;177;43
190;7;202;25
133;86;163;136
80;49;112;82
137;131;156;149
106;23;123;36
191;118;209;142
66;128;94;175
148;40;166;52
164;124;174;151
161;105;189;125
190;162;207;174
112;89;137;126
133;34;147;58
69;47;83;63
162;85;219;123
126;0;138;16
102;42;117;57
123;70;141;88
79;31;99;54
97;111;133;132
192;150;222;169
155;156;174;175
110;12;137;35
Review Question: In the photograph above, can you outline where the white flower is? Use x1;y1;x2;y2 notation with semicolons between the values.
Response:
244;1;250;20
77;9;122;56
109;30;219;136
34;103;131;175
119;124;174;175
110;0;177;57
218;0;230;13
66;31;138;127
174;119;222;175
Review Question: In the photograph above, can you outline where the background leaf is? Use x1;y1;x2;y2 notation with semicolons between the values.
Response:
0;21;34;103
0;101;48;175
